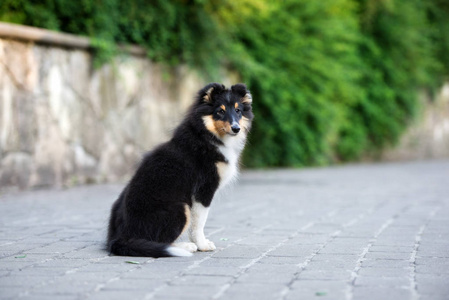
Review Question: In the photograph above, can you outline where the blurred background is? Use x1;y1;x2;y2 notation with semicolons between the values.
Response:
0;0;448;190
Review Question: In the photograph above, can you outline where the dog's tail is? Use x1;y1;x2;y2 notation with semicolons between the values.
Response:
108;238;192;258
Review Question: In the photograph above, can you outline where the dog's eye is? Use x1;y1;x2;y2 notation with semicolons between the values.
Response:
217;109;225;115
235;108;241;113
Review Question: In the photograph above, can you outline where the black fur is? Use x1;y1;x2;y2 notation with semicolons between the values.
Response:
107;83;253;257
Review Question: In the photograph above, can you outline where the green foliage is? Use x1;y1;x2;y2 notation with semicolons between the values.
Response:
215;0;364;166
0;0;223;70
1;0;448;167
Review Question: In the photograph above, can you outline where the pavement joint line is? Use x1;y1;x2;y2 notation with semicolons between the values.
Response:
212;224;283;299
143;225;270;300
280;227;343;300
345;215;396;300
13;246;110;297
281;205;379;300
213;209;339;299
91;258;156;294
409;206;440;300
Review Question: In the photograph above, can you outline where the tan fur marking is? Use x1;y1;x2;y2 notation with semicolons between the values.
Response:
216;161;227;181
203;87;214;103
242;93;252;104
202;115;219;137
220;105;226;111
181;204;191;235
234;102;239;109
214;120;231;137
203;116;232;138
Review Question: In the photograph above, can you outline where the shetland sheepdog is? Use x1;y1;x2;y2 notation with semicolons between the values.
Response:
107;83;253;257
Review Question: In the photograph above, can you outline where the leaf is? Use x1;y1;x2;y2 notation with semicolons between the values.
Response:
125;261;140;264
315;292;327;296
15;255;27;258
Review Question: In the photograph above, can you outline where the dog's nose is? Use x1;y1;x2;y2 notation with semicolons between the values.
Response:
231;124;240;133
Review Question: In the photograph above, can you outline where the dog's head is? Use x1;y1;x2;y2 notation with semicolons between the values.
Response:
195;83;253;138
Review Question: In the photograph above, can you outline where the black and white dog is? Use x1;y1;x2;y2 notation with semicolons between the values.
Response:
107;83;253;257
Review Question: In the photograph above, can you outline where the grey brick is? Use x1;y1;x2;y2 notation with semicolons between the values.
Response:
236;271;294;284
416;264;449;274
152;284;223;298
417;245;449;257
257;256;305;265
212;245;270;258
198;257;253;268
297;269;351;280
354;276;410;287
369;245;414;253
358;267;409;277
0;275;49;287
171;275;232;286
284;233;330;245
19;294;79;300
290;279;346;291
30;280;98;295
267;244;319;257
183;266;241;276
352;286;412;300
364;251;411;260
285;289;345;300
361;259;410;268
100;278;165;290
223;283;285;300
0;287;24;299
86;290;149;300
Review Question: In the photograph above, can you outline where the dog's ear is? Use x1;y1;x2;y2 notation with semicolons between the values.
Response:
198;83;225;103
231;83;252;104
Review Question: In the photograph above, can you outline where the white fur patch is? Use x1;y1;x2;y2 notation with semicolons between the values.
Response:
166;246;193;257
216;133;246;190
173;242;198;253
189;201;216;251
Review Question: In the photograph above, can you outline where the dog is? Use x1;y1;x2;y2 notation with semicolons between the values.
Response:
107;83;253;257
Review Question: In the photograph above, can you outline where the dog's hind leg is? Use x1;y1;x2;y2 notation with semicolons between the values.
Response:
172;242;198;253
171;204;198;253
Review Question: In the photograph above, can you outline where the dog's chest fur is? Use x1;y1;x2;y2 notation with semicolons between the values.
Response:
215;134;246;190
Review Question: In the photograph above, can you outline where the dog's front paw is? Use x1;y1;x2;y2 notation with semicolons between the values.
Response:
196;239;216;252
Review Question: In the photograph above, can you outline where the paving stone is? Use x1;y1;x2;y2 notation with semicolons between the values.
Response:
352;286;412;300
267;244;320;257
364;251;411;260
358;267;409;277
361;259;411;269
297;269;352;280
85;290;149;300
171;275;232;286
285;289;346;300
100;278;165;290
183;266;242;277
152;284;223;298
223;283;286;300
257;256;306;265
211;245;271;259
354;276;410;287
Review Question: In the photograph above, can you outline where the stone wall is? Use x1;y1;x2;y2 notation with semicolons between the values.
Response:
381;84;449;161
0;36;231;190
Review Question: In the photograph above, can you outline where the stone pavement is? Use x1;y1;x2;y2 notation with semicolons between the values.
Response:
0;160;448;300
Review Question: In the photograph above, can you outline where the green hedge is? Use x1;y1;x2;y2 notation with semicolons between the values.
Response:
1;0;448;167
